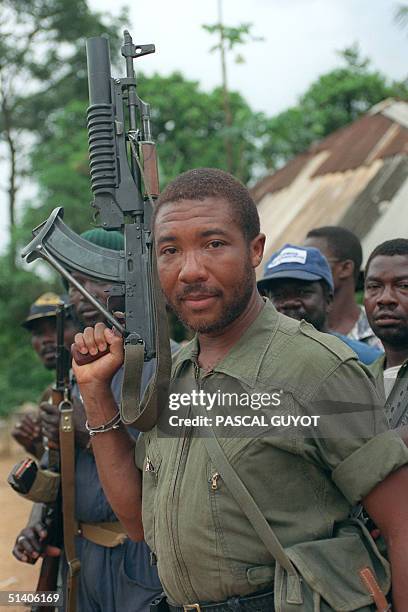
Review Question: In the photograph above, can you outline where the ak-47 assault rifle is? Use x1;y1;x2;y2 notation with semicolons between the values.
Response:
9;304;71;612
22;31;171;428
33;303;73;612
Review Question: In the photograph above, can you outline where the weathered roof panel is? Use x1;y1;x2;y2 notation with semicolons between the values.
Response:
253;99;408;200
311;114;393;176
250;153;311;203
258;159;384;276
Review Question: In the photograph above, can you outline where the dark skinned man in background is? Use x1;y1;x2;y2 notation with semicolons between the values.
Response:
257;244;382;365
11;293;78;458
304;226;381;348
364;239;408;425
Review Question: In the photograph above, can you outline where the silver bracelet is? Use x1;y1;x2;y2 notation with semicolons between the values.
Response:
85;411;122;437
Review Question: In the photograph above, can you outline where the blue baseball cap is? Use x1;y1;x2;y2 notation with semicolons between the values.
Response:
258;244;334;293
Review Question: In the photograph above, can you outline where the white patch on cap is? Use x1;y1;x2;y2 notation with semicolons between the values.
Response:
268;247;307;269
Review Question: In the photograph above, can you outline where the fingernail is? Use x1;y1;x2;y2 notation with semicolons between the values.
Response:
90;348;98;356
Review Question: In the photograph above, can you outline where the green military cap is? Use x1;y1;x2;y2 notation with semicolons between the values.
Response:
22;292;70;330
81;228;124;250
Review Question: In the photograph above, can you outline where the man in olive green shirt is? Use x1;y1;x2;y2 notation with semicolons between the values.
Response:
73;168;408;610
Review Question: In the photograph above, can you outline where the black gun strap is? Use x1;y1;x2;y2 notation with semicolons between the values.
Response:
120;242;172;429
387;372;408;429
59;400;80;612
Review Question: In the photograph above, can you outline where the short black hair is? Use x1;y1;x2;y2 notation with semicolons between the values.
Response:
306;226;362;287
154;168;260;243
365;238;408;278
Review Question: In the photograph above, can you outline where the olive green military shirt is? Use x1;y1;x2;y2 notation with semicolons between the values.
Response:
135;301;408;605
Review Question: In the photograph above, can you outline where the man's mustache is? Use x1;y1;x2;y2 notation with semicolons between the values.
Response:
176;284;222;301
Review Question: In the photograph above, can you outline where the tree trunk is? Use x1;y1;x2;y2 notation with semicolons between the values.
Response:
1;94;18;269
218;0;234;174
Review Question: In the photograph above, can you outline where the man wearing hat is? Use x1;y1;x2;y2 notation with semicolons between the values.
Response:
14;229;166;612
258;244;382;365
11;292;78;455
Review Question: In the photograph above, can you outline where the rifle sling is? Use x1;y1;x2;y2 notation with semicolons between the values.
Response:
195;401;302;605
59;399;80;612
387;373;408;429
120;241;171;429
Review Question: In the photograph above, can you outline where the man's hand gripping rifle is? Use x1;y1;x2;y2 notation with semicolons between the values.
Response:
22;31;171;430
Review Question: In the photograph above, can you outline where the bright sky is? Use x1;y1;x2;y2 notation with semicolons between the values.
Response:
2;0;407;252
88;0;408;116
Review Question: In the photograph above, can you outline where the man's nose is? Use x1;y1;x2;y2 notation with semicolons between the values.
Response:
40;331;55;345
79;279;98;299
178;252;209;284
377;285;398;307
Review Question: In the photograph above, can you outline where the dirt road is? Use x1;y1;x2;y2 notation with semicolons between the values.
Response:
0;452;40;611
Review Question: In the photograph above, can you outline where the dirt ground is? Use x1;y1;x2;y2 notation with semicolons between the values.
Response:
0;448;41;611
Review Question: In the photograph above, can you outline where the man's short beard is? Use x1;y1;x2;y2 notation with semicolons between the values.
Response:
167;263;255;334
372;324;408;349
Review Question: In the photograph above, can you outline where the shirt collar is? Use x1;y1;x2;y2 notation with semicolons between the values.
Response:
172;300;280;386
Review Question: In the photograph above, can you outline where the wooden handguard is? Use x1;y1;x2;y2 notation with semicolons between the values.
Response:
141;142;160;198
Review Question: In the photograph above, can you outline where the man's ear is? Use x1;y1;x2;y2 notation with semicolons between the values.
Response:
250;233;266;269
338;259;354;281
326;290;334;313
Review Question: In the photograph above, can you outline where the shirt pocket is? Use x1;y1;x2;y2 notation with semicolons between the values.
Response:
205;439;278;588
206;461;247;583
142;449;162;555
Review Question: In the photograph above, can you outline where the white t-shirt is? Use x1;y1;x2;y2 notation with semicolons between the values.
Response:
383;364;402;399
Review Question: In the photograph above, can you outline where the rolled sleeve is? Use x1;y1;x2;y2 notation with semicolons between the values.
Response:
332;429;408;505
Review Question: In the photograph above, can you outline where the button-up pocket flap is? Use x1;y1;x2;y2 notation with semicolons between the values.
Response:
246;565;274;585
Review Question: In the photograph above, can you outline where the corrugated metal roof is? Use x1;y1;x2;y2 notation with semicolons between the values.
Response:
257;158;383;276
370;99;408;129
362;175;408;263
311;114;394;176
250;153;311;202
253;99;408;200
254;99;408;273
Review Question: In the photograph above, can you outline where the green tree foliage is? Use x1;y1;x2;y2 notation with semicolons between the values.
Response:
0;255;56;417
261;44;408;170
394;2;408;30
0;0;124;262
139;72;265;184
0;0;124;415
17;71;265;243
17;99;92;240
202;2;263;175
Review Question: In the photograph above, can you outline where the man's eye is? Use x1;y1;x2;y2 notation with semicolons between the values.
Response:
366;283;380;290
398;282;408;290
162;247;177;255
207;240;224;249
